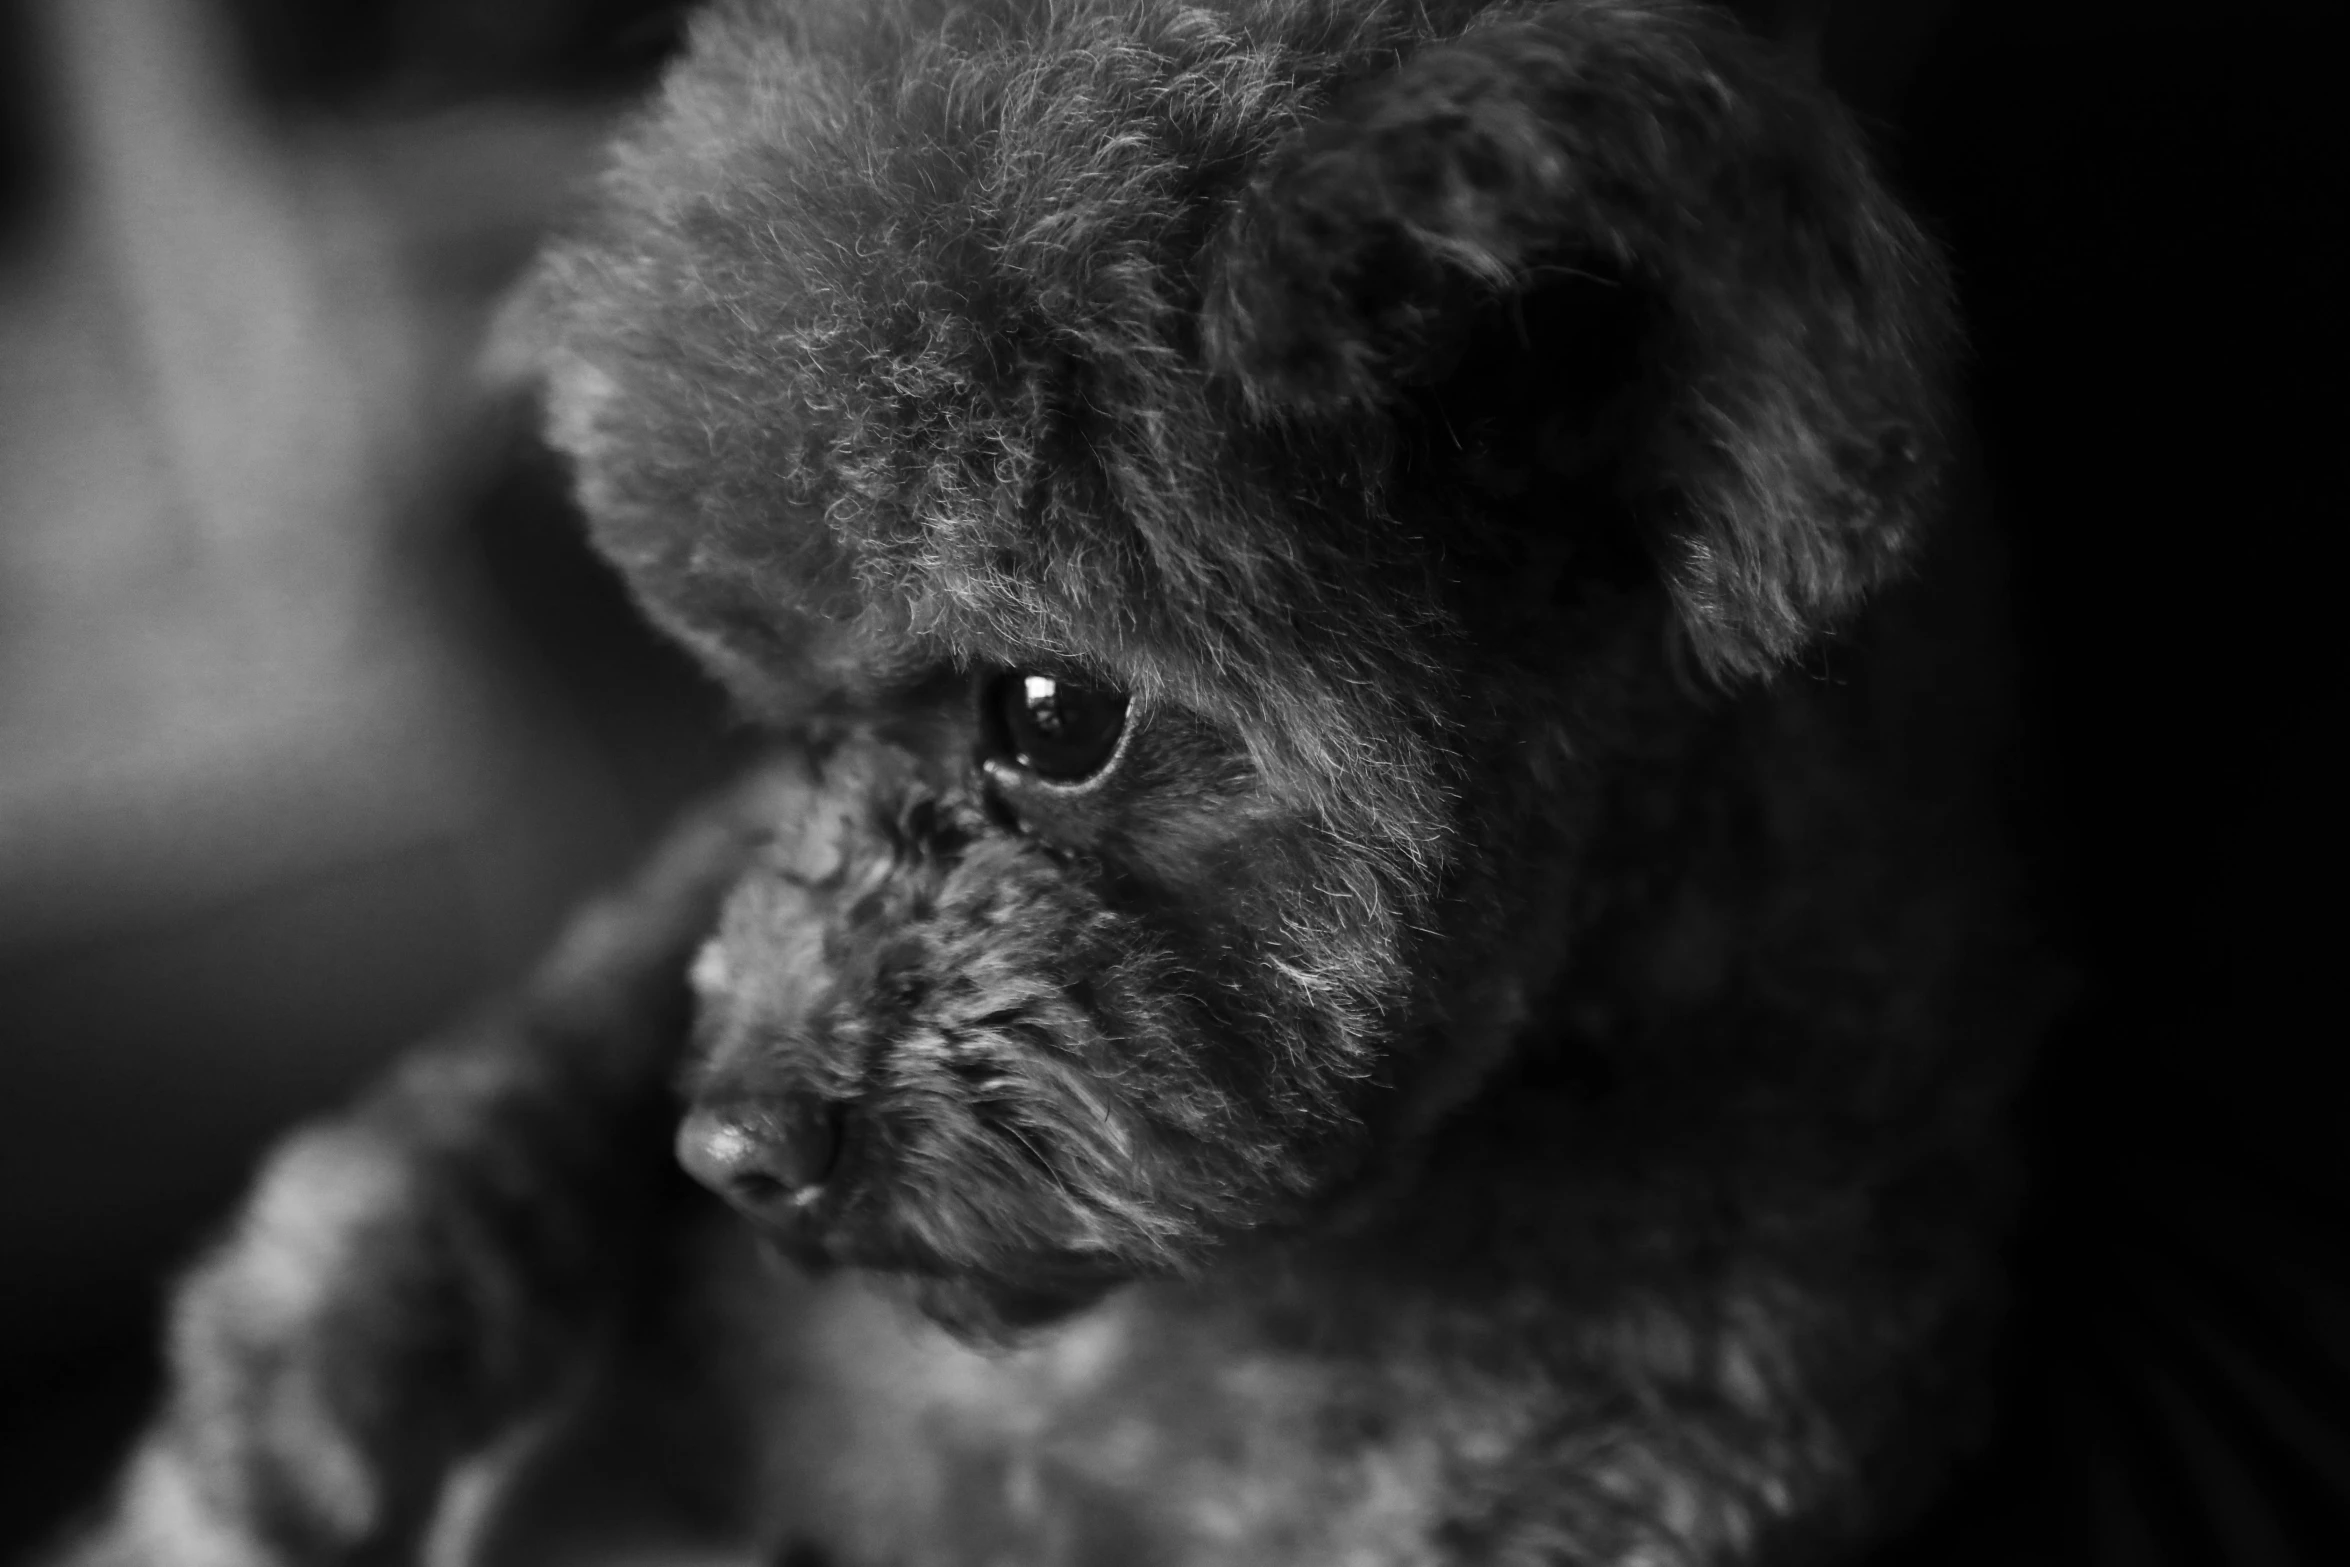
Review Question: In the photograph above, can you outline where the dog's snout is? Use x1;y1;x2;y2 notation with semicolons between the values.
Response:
677;1093;845;1214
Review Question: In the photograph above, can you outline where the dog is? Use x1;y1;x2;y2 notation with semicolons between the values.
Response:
62;3;2044;1563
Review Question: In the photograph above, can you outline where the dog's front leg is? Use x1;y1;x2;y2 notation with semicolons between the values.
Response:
54;773;786;1567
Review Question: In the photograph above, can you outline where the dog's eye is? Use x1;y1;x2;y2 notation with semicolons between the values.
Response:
986;671;1128;784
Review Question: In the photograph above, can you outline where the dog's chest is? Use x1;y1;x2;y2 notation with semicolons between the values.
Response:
739;1274;1533;1567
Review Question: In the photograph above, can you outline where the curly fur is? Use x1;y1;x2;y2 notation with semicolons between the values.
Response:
59;4;2043;1566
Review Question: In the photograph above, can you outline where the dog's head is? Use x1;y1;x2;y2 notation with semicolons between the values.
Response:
533;0;1954;1337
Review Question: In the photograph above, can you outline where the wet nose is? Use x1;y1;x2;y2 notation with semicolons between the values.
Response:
676;1092;845;1215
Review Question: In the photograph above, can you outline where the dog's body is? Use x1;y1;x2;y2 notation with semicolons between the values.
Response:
64;3;2044;1564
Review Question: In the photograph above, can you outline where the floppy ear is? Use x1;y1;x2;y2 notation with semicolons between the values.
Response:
1201;1;1957;678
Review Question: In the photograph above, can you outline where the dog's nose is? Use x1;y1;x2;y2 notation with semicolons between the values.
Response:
676;1093;845;1214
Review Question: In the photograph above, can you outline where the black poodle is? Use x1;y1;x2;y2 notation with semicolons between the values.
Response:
62;4;2046;1563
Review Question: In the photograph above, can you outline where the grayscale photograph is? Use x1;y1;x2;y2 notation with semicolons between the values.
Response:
0;2;2336;1564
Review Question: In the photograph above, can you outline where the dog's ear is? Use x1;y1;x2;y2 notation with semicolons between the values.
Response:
1200;2;1957;678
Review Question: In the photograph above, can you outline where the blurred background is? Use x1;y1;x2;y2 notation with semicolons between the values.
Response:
0;0;742;1545
0;0;2337;1562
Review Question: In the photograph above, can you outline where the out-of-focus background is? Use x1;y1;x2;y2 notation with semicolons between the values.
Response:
0;0;742;1543
0;0;2337;1562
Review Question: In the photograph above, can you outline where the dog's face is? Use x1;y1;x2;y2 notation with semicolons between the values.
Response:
668;663;1441;1334
534;0;1953;1336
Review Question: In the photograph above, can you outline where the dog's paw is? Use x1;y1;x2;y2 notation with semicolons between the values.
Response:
62;773;787;1565
124;1127;456;1562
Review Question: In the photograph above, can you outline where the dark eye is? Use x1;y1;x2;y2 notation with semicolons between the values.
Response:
985;671;1129;784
